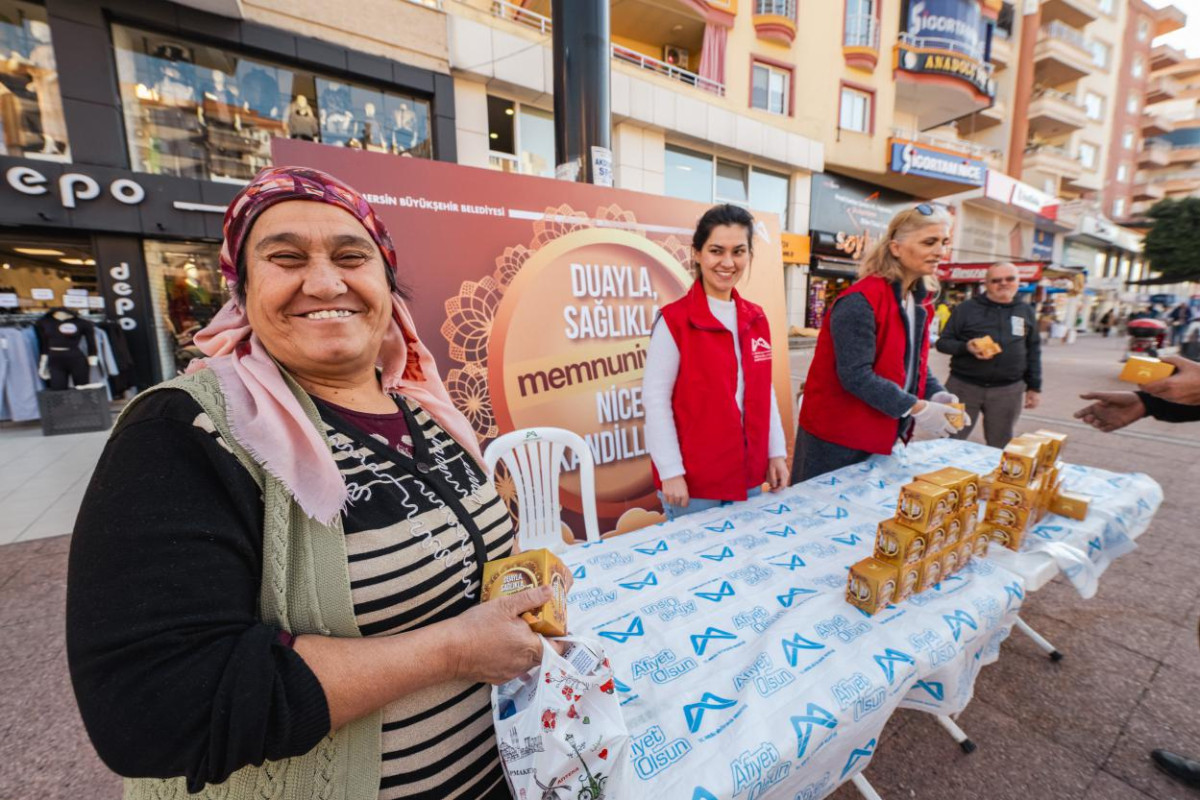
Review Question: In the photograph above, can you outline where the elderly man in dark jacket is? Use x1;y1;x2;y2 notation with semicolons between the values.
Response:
935;262;1041;447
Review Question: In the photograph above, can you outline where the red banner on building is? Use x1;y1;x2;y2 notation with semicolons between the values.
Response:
271;139;792;535
937;261;1045;283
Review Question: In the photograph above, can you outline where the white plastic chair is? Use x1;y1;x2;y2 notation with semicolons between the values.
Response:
483;427;601;553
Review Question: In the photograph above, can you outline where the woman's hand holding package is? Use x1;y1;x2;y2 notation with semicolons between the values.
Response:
911;400;963;438
452;586;556;684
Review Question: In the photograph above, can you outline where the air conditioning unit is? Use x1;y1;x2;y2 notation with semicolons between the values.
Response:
663;46;689;67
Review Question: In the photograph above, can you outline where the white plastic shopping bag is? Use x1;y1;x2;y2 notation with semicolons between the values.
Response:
491;636;631;799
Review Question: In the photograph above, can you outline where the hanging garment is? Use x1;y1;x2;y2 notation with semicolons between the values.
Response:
0;326;42;421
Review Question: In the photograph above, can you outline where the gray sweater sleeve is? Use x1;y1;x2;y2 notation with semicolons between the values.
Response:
830;294;919;419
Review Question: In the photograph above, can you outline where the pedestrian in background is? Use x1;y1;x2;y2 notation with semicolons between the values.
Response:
1099;308;1114;338
644;203;788;521
936;262;1041;448
1168;301;1189;347
792;204;961;483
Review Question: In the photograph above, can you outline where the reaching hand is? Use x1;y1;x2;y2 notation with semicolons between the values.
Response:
1074;392;1146;432
661;475;689;508
911;400;964;439
766;457;788;492
1141;356;1200;406
1024;390;1040;410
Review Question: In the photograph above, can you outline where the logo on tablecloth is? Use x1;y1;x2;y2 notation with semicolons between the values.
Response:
873;648;916;685
790;703;838;759
777;587;818;608
699;545;735;561
690;626;738;656
840;738;877;779
781;634;826;667
769;554;807;570
683;693;738;734
942;609;978;642
597;616;645;643
694;581;736;602
634;539;669;556
618;572;659;590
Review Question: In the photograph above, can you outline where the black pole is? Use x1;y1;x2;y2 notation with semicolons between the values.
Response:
551;0;611;185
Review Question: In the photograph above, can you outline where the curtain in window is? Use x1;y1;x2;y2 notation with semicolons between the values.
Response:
698;22;727;92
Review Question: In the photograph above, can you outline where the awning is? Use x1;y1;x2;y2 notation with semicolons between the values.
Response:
810;256;859;278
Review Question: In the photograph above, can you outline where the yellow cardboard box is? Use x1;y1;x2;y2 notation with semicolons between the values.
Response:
914;467;980;514
874;518;930;566
917;553;943;592
1119;356;1176;385
1032;429;1069;464
896;562;922;603
985;502;1031;532
481;548;570;637
1049;491;1090;521
998;441;1041;486
895;480;953;532
847;558;900;615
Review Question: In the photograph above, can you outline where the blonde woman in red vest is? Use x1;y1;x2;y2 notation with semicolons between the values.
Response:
644;204;789;520
792;204;967;483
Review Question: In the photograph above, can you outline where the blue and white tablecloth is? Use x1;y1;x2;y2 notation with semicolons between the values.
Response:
559;439;1161;798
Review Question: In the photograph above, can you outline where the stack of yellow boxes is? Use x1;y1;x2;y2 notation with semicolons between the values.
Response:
979;429;1090;551
846;467;984;616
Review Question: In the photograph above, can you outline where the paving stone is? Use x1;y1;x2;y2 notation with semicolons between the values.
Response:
1084;768;1160;799
0;553;68;625
1104;665;1200;800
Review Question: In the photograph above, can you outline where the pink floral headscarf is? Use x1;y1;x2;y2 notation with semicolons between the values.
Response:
189;165;483;524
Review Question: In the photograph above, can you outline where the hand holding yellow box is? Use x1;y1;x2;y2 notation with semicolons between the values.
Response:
1119;356;1176;385
481;548;570;636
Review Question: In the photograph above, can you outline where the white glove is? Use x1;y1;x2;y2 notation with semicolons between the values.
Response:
87;355;98;366
37;354;49;381
911;401;962;439
930;391;959;405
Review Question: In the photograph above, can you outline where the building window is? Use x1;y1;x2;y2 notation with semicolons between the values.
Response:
1113;197;1126;217
1083;92;1104;121
665;144;715;202
750;168;790;227
1090;40;1110;70
1132;55;1144;78
666;145;790;226
486;96;554;178
844;0;878;48
1137;16;1150;41
1126;95;1138;115
1116;163;1128;182
839;85;872;133
1079;142;1097;170
751;61;791;116
0;1;70;161
1123;128;1135;149
754;0;796;17
1099;0;1114;13
112;24;433;182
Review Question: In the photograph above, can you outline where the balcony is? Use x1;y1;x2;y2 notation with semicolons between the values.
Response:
1170;145;1200;166
1132;180;1166;202
491;0;724;96
1151;43;1187;71
753;0;797;45
1145;74;1183;104
1142;113;1176;137
1139;141;1171;167
1163;169;1200;195
1028;88;1089;137
1154;4;1187;37
1063;171;1101;193
989;32;1012;70
1040;0;1100;30
958;99;1007;132
843;12;881;71
1024;143;1083;180
1131;199;1157;216
1034;22;1092;87
893;32;996;128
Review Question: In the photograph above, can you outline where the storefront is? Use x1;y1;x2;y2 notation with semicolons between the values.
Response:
0;0;453;422
803;172;912;328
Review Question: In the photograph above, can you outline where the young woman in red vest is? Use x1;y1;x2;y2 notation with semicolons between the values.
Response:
644;204;788;520
792;204;967;483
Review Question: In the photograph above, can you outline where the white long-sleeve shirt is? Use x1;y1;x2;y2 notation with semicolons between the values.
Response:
643;295;788;481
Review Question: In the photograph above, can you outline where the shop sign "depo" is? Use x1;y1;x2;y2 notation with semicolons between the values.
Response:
5;166;146;208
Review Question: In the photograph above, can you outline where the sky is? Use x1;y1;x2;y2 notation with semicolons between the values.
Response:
1147;0;1200;56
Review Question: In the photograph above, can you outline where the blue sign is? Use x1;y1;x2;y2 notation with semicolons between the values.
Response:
1032;229;1055;260
899;0;995;97
889;141;986;186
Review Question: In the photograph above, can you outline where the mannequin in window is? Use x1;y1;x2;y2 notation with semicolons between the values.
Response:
390;100;419;154
285;93;319;141
201;69;240;126
25;20;67;155
35;307;99;390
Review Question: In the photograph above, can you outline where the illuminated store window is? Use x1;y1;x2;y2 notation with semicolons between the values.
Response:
0;1;69;161
144;240;226;379
486;96;554;178
112;24;432;182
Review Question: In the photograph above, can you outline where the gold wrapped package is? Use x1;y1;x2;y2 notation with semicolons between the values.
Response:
895;480;953;532
847;558;899;616
1050;491;1090;521
874;518;930;566
914;467;979;514
481;548;570;637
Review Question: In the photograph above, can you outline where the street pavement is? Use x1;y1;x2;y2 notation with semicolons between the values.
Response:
2;331;1198;799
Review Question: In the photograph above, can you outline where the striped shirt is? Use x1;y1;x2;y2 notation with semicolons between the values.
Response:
317;397;515;800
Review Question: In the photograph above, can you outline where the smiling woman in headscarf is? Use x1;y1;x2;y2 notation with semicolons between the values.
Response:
66;166;544;800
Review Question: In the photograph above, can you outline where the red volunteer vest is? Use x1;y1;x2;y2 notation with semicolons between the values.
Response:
799;275;932;454
652;281;773;501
